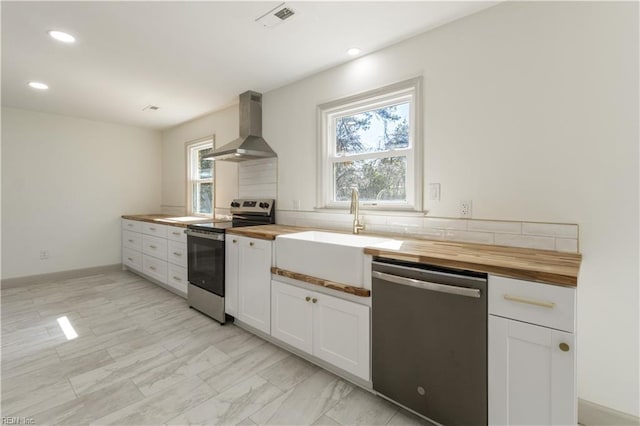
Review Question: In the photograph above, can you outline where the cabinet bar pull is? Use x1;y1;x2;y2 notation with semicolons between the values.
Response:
172;232;181;236
127;257;133;261
128;239;134;243
149;245;157;249
149;266;156;271
149;227;156;231
173;252;182;256
503;294;555;309
173;276;181;281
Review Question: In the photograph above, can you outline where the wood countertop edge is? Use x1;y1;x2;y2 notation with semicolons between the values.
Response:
271;267;371;297
121;214;217;228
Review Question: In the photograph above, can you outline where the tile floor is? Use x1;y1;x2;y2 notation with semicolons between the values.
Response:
1;270;430;425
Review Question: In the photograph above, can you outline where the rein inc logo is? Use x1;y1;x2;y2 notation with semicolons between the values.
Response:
2;418;34;424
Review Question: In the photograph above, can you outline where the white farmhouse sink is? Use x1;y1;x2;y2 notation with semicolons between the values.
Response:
275;231;392;287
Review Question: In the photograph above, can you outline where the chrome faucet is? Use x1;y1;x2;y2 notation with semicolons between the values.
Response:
350;188;365;234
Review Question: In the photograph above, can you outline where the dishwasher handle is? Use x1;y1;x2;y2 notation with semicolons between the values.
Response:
372;270;481;298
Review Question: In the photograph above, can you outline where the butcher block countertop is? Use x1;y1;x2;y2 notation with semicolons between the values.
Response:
227;224;581;287
121;214;221;228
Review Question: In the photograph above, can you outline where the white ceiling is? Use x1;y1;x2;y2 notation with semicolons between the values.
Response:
2;1;496;130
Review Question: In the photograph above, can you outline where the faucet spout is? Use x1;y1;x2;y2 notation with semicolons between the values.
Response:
350;188;365;234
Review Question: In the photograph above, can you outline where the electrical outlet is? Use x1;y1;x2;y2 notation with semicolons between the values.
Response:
460;200;472;218
39;250;49;260
428;183;441;201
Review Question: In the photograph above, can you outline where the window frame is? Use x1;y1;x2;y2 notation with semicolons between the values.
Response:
316;77;423;211
186;136;215;217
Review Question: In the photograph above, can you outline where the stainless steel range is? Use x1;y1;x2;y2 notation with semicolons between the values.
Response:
186;199;275;323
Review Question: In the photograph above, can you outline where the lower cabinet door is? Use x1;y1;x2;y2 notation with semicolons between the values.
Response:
167;263;188;295
142;254;167;284
489;315;576;426
123;247;142;271
237;237;272;334
271;280;313;354
313;292;370;381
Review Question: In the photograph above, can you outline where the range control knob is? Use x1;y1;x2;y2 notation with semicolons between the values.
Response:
231;202;240;208
259;202;269;209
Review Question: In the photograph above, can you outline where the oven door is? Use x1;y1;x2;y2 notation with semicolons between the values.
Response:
186;230;225;297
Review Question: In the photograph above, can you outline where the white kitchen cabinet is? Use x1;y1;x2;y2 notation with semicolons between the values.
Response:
225;236;240;316
236;235;273;334
167;226;187;243
271;279;370;381
489;275;576;426
271;280;313;353
121;218;187;296
167;263;188;293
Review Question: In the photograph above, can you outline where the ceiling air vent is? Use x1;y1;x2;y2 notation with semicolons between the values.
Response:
256;3;297;29
142;105;160;111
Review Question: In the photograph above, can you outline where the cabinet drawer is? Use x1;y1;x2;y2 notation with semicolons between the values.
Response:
167;240;187;267
142;235;168;261
167;264;188;294
143;254;167;284
489;275;576;333
122;230;142;251
123;247;142;271
142;222;167;238
167;226;187;243
122;219;142;233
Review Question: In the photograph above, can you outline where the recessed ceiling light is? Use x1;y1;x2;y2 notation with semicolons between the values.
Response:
28;81;49;90
347;47;361;56
48;30;76;43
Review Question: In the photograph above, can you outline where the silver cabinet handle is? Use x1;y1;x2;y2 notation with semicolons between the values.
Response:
128;239;134;243
149;245;157;249
503;294;555;309
127;257;133;261
149;227;156;231
372;271;481;298
149;266;156;271
128;224;134;227
173;276;181;281
173;252;182;257
172;231;181;236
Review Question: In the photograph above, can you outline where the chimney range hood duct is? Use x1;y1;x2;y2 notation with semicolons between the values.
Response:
203;91;276;162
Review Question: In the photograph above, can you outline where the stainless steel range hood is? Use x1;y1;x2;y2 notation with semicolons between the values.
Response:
203;91;276;162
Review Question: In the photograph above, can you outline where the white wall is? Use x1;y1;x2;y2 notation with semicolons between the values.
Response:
1;107;162;280
161;105;239;215
263;1;639;416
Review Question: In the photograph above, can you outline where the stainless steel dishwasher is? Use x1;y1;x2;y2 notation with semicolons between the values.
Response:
372;259;487;426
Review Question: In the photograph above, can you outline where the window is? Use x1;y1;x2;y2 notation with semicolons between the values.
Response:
187;137;214;216
317;78;422;211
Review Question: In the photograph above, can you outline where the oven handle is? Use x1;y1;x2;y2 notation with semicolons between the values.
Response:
185;229;225;241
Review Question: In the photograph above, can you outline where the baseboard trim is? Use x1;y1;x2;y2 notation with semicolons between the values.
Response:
1;264;123;289
579;399;640;426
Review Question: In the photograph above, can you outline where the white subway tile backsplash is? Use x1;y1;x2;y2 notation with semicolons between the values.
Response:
522;223;578;238
423;218;468;230
273;210;578;253
409;228;445;240
238;158;277;199
494;234;555;250
445;230;494;244
555;238;579;253
468;220;522;234
387;216;423;228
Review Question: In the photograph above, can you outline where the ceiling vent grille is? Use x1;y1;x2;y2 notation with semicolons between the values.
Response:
142;105;160;111
256;3;297;29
